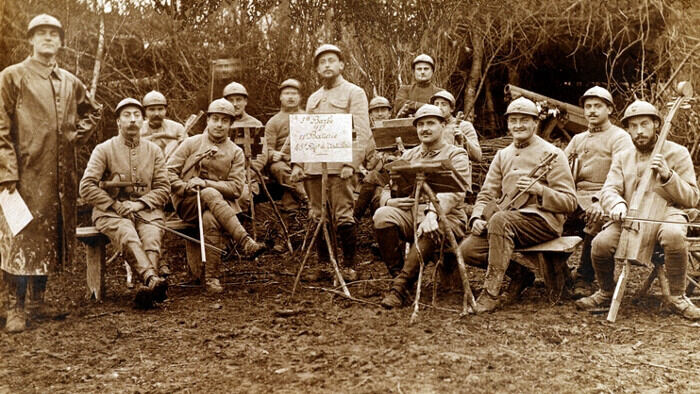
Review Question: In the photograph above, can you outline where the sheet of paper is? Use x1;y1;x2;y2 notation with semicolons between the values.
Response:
0;189;33;236
289;114;353;163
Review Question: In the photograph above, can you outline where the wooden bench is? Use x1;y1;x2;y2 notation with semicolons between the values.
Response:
76;219;204;301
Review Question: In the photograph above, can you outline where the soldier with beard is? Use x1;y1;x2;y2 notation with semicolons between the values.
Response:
140;90;186;160
576;100;700;320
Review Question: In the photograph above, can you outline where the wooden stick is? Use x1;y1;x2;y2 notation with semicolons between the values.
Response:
254;168;293;254
321;164;350;297
196;188;207;267
410;175;425;323
289;219;322;301
607;259;630;322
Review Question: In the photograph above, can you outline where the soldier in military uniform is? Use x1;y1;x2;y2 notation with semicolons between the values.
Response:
429;90;482;162
140;90;186;160
376;105;471;308
458;97;577;313
290;44;371;280
80;98;168;308
167;99;265;293
576;100;700;320
394;54;443;117
0;14;102;332
564;86;633;298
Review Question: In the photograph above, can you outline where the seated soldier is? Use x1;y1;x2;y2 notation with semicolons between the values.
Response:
429;90;482;162
458;97;577;313
79;98;169;307
395;54;443;117
140;90;186;160
355;96;393;221
564;86;633;298
375;104;471;308
167;98;265;293
576;100;700;320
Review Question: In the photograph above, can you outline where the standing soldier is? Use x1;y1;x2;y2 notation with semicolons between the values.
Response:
80;98;169;308
375;105;471;308
290;44;371;280
140;90;186;160
576;100;700;320
394;54;443;117
430;90;482;162
0;14;101;333
564;86;633;298
458;97;577;313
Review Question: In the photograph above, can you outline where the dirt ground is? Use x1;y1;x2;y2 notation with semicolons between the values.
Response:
2;208;700;393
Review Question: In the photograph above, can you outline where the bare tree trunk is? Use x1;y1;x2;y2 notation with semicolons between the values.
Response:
90;7;104;98
463;31;483;117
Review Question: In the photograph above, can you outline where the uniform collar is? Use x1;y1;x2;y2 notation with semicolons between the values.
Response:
322;75;345;90
514;136;535;149
205;129;227;144
420;141;446;158
118;134;140;148
590;120;612;133
25;56;62;80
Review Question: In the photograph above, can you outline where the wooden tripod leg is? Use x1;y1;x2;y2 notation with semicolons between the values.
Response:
255;169;293;254
289;219;323;301
607;259;630;322
410;176;425;324
323;224;350;297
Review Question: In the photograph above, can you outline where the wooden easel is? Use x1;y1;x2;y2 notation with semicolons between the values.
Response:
232;126;265;241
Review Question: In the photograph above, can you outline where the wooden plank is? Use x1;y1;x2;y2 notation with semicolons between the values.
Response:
372;118;419;150
515;236;582;253
76;219;194;240
85;238;106;300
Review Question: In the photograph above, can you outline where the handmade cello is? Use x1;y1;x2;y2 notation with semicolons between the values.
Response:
607;81;693;322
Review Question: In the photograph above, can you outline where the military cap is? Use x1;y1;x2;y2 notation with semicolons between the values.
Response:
142;90;167;107
223;82;248;98
621;100;661;126
579;86;614;107
505;97;539;117
115;98;145;116
412;54;435;70
27;14;64;42
279;79;302;91
313;44;343;64
207;98;236;118
430;90;456;107
412;104;445;126
369;96;392;111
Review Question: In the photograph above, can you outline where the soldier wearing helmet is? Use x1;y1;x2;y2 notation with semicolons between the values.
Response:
564;86;633;298
140;90;186;159
368;96;392;124
289;44;372;281
223;81;263;128
457;97;577;313
430;90;482;161
166;98;265;292
376;104;472;308
0;14;102;332
577;100;700;320
394;54;443;117
80;98;169;309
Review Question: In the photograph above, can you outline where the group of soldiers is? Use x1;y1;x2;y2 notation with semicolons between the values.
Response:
1;14;698;334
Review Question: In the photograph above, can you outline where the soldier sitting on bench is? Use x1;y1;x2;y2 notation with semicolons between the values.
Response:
576;100;700;320
79;98;169;307
375;104;471;309
458;97;577;313
167;99;265;293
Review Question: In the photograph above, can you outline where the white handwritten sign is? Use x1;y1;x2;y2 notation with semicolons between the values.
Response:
289;114;353;163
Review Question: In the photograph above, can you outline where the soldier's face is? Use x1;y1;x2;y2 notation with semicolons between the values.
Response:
316;53;344;80
280;88;301;109
583;97;612;126
207;113;232;140
414;63;433;83
416;116;444;145
370;107;391;122
432;98;453;117
30;27;61;57
226;95;247;117
507;114;538;143
117;107;144;140
626;115;658;151
145;105;166;128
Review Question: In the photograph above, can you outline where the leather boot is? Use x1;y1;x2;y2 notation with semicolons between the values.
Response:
209;200;250;245
354;183;376;221
375;226;405;277
591;254;616;294
127;243;166;308
665;247;688;296
315;224;330;264
204;230;223;281
338;224;359;281
502;262;535;304
26;276;65;321
5;274;27;333
384;238;436;308
148;251;170;278
572;234;596;299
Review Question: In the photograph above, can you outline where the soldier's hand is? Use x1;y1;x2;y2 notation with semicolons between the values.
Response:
610;202;627;222
585;201;605;224
651;154;672;183
417;212;439;238
516;176;544;196
112;201;130;217
122;201;146;215
386;197;415;210
0;181;17;193
339;165;354;179
397;102;412;118
271;151;283;162
186;177;206;193
290;166;305;183
471;219;487;235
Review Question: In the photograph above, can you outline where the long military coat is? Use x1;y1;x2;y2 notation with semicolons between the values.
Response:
0;57;101;275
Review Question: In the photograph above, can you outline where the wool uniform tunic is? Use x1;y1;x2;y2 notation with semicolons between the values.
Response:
140;118;186;159
394;82;442;115
442;115;482;162
0;57;101;275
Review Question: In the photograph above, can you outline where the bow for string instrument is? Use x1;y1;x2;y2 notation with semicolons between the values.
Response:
607;81;694;322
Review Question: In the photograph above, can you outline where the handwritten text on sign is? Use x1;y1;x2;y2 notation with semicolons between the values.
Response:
290;114;353;163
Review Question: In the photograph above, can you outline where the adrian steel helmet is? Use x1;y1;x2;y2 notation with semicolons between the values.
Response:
579;86;614;107
313;44;343;64
620;100;661;126
207;98;236;118
430;90;456;107
223;82;248;98
142;91;167;107
27;14;64;43
505;97;539;117
369;96;392;111
115;98;144;116
412;104;445;126
412;54;435;70
279;79;302;91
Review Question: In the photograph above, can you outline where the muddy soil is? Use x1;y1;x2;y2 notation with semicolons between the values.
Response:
1;208;699;393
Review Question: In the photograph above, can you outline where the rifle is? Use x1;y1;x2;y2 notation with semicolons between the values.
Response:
99;174;147;199
504;85;587;134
